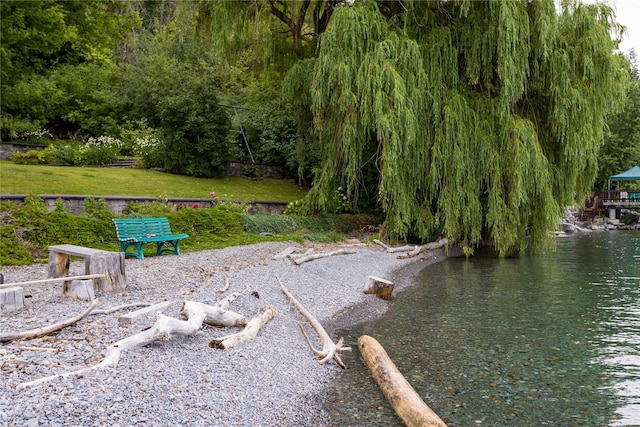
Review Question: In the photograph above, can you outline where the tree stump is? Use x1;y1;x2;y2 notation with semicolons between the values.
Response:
364;276;395;300
89;252;126;293
63;279;95;301
0;286;25;314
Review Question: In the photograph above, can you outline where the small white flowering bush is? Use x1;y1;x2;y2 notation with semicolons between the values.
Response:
78;136;123;166
121;120;165;168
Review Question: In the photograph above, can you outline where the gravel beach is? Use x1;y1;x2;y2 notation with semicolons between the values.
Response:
0;240;446;427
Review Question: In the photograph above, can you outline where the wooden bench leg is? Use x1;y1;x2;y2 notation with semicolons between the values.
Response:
89;252;126;293
48;252;69;278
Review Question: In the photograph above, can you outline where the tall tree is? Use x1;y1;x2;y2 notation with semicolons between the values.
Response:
286;0;628;256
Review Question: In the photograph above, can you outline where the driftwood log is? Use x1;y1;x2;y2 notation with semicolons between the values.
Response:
199;292;248;327
90;302;151;316
277;276;351;368
273;246;310;259
209;307;275;349
0;274;107;289
118;300;176;325
374;239;416;253
288;248;356;265
16;299;246;390
358;335;448;427
397;238;448;259
0;299;98;343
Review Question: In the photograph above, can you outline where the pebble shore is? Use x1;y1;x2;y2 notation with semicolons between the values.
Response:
1;241;444;427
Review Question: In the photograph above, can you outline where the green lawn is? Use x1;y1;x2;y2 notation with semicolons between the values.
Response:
0;162;307;202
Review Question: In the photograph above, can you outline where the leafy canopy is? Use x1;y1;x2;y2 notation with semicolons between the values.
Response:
286;0;628;256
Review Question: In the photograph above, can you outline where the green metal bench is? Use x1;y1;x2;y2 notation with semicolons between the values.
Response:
112;217;189;260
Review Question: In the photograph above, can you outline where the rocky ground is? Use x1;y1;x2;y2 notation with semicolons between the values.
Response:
0;240;446;427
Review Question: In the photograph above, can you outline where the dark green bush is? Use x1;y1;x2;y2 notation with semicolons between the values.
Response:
0;196;380;266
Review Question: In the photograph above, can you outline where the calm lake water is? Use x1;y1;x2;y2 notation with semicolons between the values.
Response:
325;232;640;426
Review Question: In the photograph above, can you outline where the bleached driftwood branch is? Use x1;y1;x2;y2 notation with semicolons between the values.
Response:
273;246;309;259
0;299;98;343
215;274;230;294
374;239;416;253
288;248;356;265
199;292;247;327
209;307;275;349
397;238;448;259
90;302;152;316
277;276;351;368
16;299;246;390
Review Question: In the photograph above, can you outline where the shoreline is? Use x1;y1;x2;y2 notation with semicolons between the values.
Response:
0;240;451;426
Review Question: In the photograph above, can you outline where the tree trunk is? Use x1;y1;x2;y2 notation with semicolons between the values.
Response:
358;335;447;427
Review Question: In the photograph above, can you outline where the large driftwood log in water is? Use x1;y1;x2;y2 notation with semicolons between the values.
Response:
358;335;447;427
209;307;275;349
277;276;351;368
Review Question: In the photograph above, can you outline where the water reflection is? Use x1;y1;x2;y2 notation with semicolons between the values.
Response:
325;232;639;426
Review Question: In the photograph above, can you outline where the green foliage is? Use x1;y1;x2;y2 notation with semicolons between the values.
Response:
241;164;261;178
0;194;377;266
0;195;118;265
0;225;34;265
285;0;628;256
10;150;49;165
244;212;379;239
241;101;299;177
596;55;640;190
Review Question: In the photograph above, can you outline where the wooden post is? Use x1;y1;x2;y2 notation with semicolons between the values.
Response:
89;252;126;293
0;286;25;314
364;276;395;300
358;335;448;427
63;280;95;301
48;252;70;279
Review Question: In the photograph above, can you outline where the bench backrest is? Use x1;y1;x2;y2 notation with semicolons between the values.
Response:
113;217;175;238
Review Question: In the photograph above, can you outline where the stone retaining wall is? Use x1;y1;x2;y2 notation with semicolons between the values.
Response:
0;143;46;160
0;194;288;216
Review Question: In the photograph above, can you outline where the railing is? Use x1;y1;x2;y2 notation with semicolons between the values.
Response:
602;190;640;205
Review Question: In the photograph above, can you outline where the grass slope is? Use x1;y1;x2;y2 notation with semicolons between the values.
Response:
0;162;306;202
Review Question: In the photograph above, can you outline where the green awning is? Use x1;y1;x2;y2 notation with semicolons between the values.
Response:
609;166;640;181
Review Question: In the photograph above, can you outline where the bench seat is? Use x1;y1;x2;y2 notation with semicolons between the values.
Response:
112;217;189;259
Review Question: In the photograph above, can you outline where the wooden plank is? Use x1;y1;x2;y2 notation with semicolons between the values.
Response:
48;244;106;258
118;300;177;325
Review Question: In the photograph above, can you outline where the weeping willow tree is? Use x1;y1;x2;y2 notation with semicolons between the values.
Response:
285;0;628;256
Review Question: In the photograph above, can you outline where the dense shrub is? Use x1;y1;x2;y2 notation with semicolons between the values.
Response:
0;196;379;266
